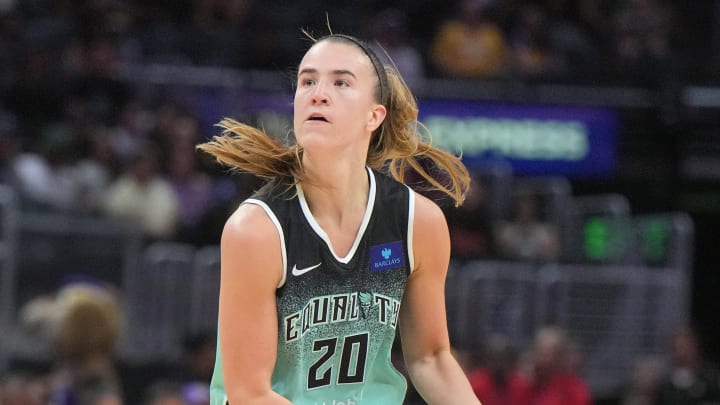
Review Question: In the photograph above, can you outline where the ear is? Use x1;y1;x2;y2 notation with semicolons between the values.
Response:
366;104;387;133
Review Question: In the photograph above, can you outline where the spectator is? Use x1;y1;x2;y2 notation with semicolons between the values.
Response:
181;381;209;405
0;110;21;188
443;174;496;260
164;111;201;161
193;0;251;30
429;0;508;78
543;0;600;80
180;333;216;385
62;34;133;126
189;0;251;67
102;145;180;240
146;103;181;151
610;0;678;84
13;125;79;212
71;126;117;215
566;338;588;377
161;332;215;403
620;356;664;405
528;326;592;405
109;101;148;166
142;380;188;405
495;193;560;262
166;138;213;244
188;171;246;246
143;378;211;405
467;334;532;405
654;326;720;405
506;3;563;79
44;281;125;405
0;371;47;405
367;8;426;89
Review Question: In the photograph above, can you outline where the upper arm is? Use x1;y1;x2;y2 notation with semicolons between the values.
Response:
218;203;284;399
399;193;452;362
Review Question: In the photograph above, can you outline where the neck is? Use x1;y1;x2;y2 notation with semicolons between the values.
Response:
300;159;370;226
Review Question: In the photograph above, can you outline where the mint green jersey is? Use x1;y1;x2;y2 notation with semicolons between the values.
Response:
210;169;414;405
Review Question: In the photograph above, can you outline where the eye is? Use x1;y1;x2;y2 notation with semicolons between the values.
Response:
335;79;349;87
300;78;315;87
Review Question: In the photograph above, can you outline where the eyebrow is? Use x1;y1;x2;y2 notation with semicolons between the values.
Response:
298;68;357;79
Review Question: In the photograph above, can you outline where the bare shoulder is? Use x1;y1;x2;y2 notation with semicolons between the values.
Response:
222;202;278;245
410;191;450;273
221;202;284;286
412;191;449;231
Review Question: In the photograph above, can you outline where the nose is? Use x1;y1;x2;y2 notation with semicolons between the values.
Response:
311;81;330;105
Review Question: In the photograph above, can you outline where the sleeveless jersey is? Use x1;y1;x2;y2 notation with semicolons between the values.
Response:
210;167;415;405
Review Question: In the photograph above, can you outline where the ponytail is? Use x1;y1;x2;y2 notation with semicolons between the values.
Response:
368;67;470;207
197;118;302;185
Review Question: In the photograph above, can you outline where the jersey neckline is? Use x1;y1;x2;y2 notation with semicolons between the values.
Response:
296;167;376;264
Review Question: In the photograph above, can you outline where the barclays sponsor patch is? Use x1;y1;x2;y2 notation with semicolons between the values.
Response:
370;241;404;272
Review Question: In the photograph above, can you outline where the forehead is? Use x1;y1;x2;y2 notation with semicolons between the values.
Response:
299;40;374;76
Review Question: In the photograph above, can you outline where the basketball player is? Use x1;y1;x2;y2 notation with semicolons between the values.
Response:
198;33;481;405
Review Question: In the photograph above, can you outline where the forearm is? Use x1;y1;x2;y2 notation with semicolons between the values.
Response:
406;348;480;405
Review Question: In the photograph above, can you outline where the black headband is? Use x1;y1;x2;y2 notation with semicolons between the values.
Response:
321;34;390;107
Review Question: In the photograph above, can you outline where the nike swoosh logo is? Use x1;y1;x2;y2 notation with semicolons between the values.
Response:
291;262;322;276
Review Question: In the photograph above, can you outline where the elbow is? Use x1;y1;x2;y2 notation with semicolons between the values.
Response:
405;346;454;373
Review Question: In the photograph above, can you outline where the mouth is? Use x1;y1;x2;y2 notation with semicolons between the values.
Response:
306;113;329;123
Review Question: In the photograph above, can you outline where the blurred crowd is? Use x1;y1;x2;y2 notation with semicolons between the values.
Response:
0;0;714;244
1;0;713;86
459;325;720;405
1;280;215;404
3;284;720;405
1;0;718;404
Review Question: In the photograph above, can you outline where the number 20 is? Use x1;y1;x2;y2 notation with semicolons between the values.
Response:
308;332;369;389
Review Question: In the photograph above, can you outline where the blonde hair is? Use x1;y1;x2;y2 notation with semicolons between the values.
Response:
198;34;470;206
53;284;122;363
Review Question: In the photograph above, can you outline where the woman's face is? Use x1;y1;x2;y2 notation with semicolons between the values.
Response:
293;40;386;156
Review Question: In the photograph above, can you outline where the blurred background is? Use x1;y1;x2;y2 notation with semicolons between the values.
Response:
0;0;719;404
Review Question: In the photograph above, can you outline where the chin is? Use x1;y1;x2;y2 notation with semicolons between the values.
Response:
296;133;331;151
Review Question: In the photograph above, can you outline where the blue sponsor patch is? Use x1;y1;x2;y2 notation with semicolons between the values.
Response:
370;241;405;272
